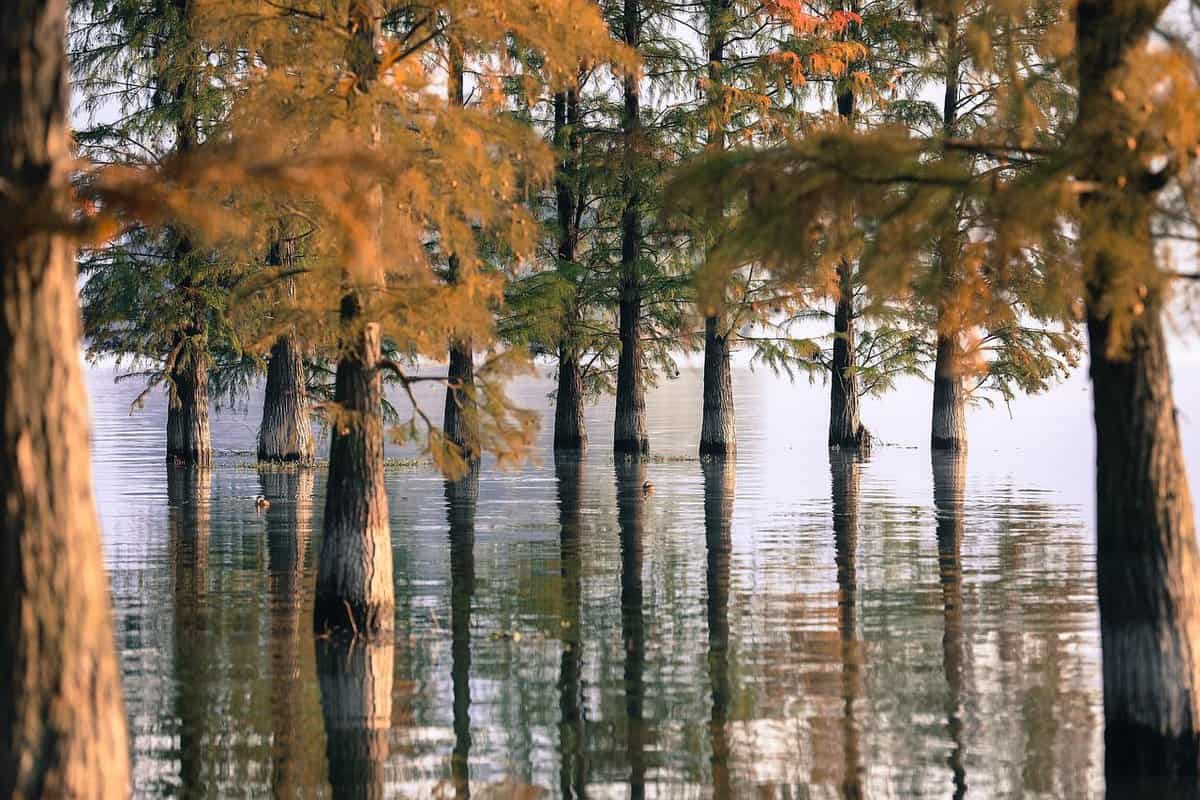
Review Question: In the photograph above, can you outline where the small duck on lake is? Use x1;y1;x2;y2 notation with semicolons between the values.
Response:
255;495;270;511
642;480;655;497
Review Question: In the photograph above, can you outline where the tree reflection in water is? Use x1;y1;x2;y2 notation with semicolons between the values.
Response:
704;457;735;799
556;453;588;798
615;457;648;799
446;463;479;799
933;452;969;800
829;451;864;800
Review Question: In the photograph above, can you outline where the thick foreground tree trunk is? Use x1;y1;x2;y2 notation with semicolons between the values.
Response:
614;0;649;456
1075;0;1200;783
700;316;736;457
167;343;213;466
0;2;131;795
259;334;315;463
932;452;968;799
555;454;587;797
446;466;478;798
315;311;393;636
931;331;968;451
615;459;648;796
829;260;869;451
555;344;588;451
703;457;734;798
316;636;393;800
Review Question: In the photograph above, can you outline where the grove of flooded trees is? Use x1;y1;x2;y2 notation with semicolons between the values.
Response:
1;0;1199;795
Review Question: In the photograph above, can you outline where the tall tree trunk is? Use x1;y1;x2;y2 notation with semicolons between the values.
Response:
931;330;968;451
316;3;393;638
933;452;968;799
828;258;869;450
555;454;587;798
168;466;211;794
1075;0;1200;782
555;343;588;451
553;87;588;453
167;340;213;465
703;458;734;798
614;0;649;456
259;333;315;464
829;451;864;798
615;459;647;796
316;636;393;800
0;2;131;794
446;465;478;799
700;316;736;456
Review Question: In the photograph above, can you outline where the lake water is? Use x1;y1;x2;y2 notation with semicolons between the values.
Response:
87;358;1200;798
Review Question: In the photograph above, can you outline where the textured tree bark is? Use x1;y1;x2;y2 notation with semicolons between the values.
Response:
703;457;734;798
700;316;737;457
446;465;478;799
168;466;211;794
553;87;588;454
828;259;870;451
615;458;648;797
316;636;393;800
263;468;318;796
167;341;214;466
259;334;315;464
931;330;968;452
315;311;393;636
1075;0;1200;783
0;2;131;794
614;0;649;456
555;453;587;798
443;331;477;457
933;452;968;799
829;451;864;798
554;345;588;452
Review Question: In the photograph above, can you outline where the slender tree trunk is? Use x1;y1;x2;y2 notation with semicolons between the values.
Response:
829;451;864;798
700;316;736;456
555;453;587;798
933;452;968;799
703;457;734;798
316;636;393;800
167;341;213;465
446;466;478;799
616;459;647;797
931;330;968;451
828;258;869;450
553;87;588;453
0;2;131;794
259;333;315;463
615;0;649;456
1075;0;1200;782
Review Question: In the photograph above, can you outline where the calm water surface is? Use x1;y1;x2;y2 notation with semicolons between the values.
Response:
88;361;1200;798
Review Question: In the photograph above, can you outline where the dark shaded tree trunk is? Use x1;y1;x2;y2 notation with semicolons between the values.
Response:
703;457;734;798
615;459;648;797
316;636;393;800
0;2;131;794
829;451;864;798
933;452;969;799
315;309;393;636
555;344;588;451
701;317;736;457
555;453;587;798
614;0;649;456
446;465;478;799
167;340;213;465
553;87;588;453
1074;0;1200;784
931;331;968;451
168;466;211;794
829;259;869;450
259;333;315;464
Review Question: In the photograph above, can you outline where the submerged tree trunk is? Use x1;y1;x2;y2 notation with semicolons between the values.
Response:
1075;0;1200;783
616;459;648;796
167;341;213;466
932;452;968;799
259;333;315;464
614;0;649;456
829;259;869;450
555;453;587;797
700;317;736;457
316;636;393;800
931;330;968;452
0;2;131;794
703;457;734;798
315;311;393;636
446;465;478;799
